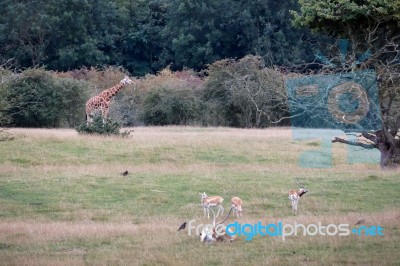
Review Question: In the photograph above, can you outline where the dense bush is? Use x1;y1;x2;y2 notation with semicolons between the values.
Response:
0;59;291;128
129;68;202;126
56;77;92;127
202;56;289;127
0;67;14;125
0;69;62;127
142;87;197;125
0;68;90;127
76;115;131;137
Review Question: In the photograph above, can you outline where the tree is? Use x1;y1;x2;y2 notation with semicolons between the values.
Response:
165;0;317;70
203;56;288;127
0;0;52;67
0;0;326;74
46;0;121;70
120;0;169;75
0;0;123;71
292;0;400;169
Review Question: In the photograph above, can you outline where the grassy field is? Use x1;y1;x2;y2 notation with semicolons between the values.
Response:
0;127;399;265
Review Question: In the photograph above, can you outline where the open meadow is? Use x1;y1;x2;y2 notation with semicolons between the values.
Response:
0;127;399;265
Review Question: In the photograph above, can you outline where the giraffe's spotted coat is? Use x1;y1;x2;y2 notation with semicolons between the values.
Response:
85;76;133;123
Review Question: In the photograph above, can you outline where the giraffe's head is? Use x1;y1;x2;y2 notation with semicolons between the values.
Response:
120;76;134;85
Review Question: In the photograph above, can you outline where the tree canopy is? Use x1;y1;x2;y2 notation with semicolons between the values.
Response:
292;0;400;169
0;0;320;75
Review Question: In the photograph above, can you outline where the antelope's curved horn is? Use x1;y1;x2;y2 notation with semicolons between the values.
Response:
217;206;234;225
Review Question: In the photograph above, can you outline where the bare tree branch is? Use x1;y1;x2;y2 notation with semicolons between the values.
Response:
332;137;376;149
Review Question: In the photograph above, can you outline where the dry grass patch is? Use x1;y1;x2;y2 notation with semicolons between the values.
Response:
0;127;398;265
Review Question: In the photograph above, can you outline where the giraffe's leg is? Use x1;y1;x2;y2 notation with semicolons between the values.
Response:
86;113;92;124
102;107;109;124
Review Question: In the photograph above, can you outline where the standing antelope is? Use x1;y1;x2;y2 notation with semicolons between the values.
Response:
288;184;308;211
200;192;224;219
231;197;243;218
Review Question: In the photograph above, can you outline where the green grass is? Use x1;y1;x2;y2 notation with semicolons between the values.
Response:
0;127;399;265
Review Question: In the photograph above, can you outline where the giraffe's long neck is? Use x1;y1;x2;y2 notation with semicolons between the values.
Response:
100;82;125;102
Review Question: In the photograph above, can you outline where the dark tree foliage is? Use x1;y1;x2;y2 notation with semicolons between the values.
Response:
292;0;400;169
0;0;51;67
46;0;123;70
165;0;318;70
0;0;122;70
0;0;320;74
119;1;170;75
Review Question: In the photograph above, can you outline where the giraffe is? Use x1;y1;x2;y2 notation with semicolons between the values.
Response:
85;76;134;124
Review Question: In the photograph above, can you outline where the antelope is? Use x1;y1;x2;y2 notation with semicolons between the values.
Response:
231;197;243;218
199;206;236;243
288;181;308;211
200;192;224;219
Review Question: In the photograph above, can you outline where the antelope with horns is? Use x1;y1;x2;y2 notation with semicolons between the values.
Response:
288;180;308;211
200;205;236;243
231;197;243;218
200;192;224;219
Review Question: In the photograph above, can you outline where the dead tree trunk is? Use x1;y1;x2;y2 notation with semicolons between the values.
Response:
376;130;400;168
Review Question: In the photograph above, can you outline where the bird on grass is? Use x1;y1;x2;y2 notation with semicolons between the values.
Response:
177;222;187;231
355;218;365;225
121;170;129;176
